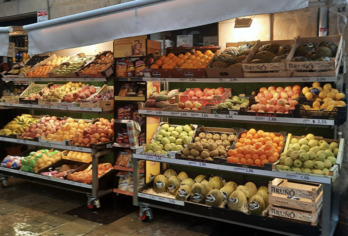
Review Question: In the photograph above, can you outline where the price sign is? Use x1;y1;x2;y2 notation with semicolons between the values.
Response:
190;113;200;117
171;112;178;116
314;120;328;124
268;117;277;122
317;77;327;82
154;156;162;161
189;78;197;82
255;117;265;121
225;115;234;119
214;114;221;119
155;111;163;115
300;175;310;181
180;112;188;117
201;113;209;118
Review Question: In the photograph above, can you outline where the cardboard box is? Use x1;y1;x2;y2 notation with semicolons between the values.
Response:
114;36;161;58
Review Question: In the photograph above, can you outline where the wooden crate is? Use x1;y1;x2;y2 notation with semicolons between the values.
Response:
269;204;322;225
269;178;322;201
287;35;343;77
79;85;114;111
242;39;295;78
206;42;251;78
269;190;322;212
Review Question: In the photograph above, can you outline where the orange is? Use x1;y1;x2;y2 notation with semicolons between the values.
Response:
236;148;243;154
263;132;270;138
246;134;253;140
167;53;175;58
254;159;262;166
239;138;245;143
251;139;258;145
234;157;241;164
259;154;267;160
244;139;251;145
251;154;259;160
247;159;254;165
259;138;266;145
249;148;256;155
273;137;280;144
241;133;247;138
228;149;236;156
277;146;283;152
261;159;269;166
227;156;234;163
268;156;277;163
265;137;272;142
242;148;249;155
270;133;276;139
237;153;244;159
240;158;247;164
257;130;264;135
235;142;242;148
257;148;265;156
245;154;252;159
155;60;162;66
249;128;257;135
150;64;159;69
254;142;262;149
264;144;273;150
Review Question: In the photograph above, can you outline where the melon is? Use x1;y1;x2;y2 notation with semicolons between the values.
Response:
175;185;191;201
227;190;247;211
153;175;168;193
190;183;206;203
177;171;189;181
205;189;223;207
167;176;180;195
163;169;177;179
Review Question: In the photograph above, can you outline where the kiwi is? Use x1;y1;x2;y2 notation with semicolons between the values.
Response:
218;149;227;156
213;134;221;141
201;138;208;143
194;137;201;142
201;150;210;159
194;143;204;152
187;143;195;150
206;133;213;140
208;143;217;151
221;134;228;141
190;149;200;156
210;150;219;157
215;140;223;146
187;155;194;159
228;135;236;142
182;148;190;156
202;143;209;149
199;132;206;139
206;157;214;161
207;139;215;144
222;140;231;147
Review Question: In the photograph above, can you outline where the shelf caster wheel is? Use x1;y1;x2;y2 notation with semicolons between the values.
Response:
138;207;153;222
0;177;8;188
87;198;100;210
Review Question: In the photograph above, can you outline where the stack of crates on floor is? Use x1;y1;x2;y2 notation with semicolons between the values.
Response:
268;178;323;225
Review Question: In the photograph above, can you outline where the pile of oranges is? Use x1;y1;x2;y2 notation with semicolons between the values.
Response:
80;63;112;75
227;128;284;167
150;50;215;70
27;56;68;77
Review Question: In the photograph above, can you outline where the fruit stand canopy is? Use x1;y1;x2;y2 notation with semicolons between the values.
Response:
0;27;10;56
23;0;309;55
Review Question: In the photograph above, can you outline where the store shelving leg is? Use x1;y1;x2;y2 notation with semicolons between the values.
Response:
133;158;139;206
0;175;8;187
322;183;332;236
330;176;340;235
91;150;99;204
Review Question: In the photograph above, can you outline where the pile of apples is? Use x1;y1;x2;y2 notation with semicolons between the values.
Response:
86;89;114;103
185;87;226;99
44;118;89;142
250;85;301;113
62;85;97;102
70;118;114;147
178;101;202;111
19;116;67;140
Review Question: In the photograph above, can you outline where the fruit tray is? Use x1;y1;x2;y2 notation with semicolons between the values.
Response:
177;126;238;163
224;129;287;171
1;96;19;104
273;134;344;179
238;107;298;118
78;62;114;78
62;150;92;163
287;34;343;77
206;42;255;78
180;88;231;106
37;159;89;176
298;105;346;125
19;83;48;104
242;39;294;78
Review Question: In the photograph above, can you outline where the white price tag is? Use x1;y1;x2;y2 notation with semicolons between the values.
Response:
155;111;163;115
225;115;234;119
180;112;188;117
170;112;178;116
314;120;328;125
201;113;209;118
317;77;327;82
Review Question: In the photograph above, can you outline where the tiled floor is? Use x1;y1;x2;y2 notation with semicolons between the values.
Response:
0;177;347;236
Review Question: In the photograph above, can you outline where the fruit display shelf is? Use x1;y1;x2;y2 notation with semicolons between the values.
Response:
0;102;112;113
114;165;144;173
2;77;108;82
113;188;134;196
134;181;320;236
141;76;340;83
138;109;335;126
0;136;93;153
133;153;337;184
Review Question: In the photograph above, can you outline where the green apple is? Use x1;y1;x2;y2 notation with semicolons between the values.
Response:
310;147;320;154
146;150;154;153
306;133;315;140
302;168;312;174
156;134;163;141
276;165;283;171
312;169;324;175
292;167;302;173
291;143;301;151
179;131;188;139
283;166;291;171
290;138;299;144
171;131;179;138
322;168;330;176
308;151;316;160
161;123;170;131
324;150;334;158
188;131;194;137
184;125;192;132
324;159;332;169
285;149;293;157
164;143;172;151
161;137;170;145
299;153;309;162
168;127;175;132
327;156;337;165
308;139;319;147
333;148;339;156
175;126;184;133
164;132;171;138
300;145;310;152
284;157;293;167
316;152;326;161
145;143;153;152
299;138;308;146
168;136;176;143
155;150;162;154
159;129;166;136
175;139;183;145
176;145;184;150
293;159;303;168
290;151;300;160
303;160;314;169
320;142;330;150
170;143;176;148
279;156;286;164
183;136;191;144
314;161;324;170
330;142;338;150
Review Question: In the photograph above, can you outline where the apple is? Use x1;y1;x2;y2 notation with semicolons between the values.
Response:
184;101;193;109
276;86;284;93
293;85;301;91
193;102;202;110
259;104;267;112
273;93;280;99
196;90;204;98
277;99;286;106
259;97;267;105
265;93;273;100
251;104;259;112
268;86;276;91
276;105;285;113
178;102;185;109
267;104;276;113
214;90;222;95
280;92;288;99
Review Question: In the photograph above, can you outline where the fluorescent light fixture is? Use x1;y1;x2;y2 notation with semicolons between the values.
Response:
234;17;253;28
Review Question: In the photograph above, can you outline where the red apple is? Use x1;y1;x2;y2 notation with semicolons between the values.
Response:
280;92;288;99
267;104;276;113
277;99;286;106
293;85;301;91
196;90;204;98
265;93;273;100
268;86;276;91
259;104;267;112
273;93;280;99
259;98;267;105
184;101;193;109
214;90;222;95
259;87;268;93
287;90;294;97
188;90;195;98
178;102;185;109
284;86;292;92
290;100;298;107
276;105;285;113
291;94;300;100
269;98;278;106
251;104;259;112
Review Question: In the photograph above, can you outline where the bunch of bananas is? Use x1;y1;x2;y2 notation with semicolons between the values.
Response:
0;114;39;136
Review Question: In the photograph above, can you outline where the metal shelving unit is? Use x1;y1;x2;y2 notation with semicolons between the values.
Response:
132;71;345;235
0;76;114;208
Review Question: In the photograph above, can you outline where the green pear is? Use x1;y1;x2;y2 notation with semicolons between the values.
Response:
327;156;337;165
314;161;324;170
293;159;303;168
302;168;312;174
299;153;309;162
303;160;314;169
324;159;332;169
284;157;293;167
299;138;308;146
